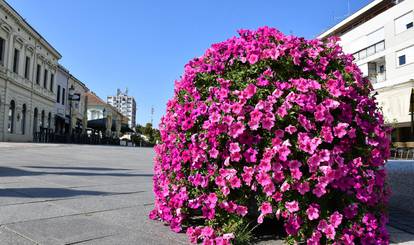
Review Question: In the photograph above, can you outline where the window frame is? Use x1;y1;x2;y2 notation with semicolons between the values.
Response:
0;37;5;66
21;104;26;135
57;85;61;103
43;69;48;88
12;48;19;74
24;56;30;79
62;88;66;105
7;100;15;133
398;55;406;66
36;64;41;84
50;73;54;92
395;11;414;35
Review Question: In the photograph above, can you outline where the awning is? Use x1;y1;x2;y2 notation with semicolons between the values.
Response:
121;124;134;133
87;118;106;131
375;81;414;126
55;114;65;121
87;118;118;131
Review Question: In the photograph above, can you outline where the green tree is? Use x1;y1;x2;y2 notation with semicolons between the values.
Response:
135;124;144;134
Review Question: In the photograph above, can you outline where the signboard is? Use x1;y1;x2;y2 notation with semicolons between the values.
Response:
69;93;81;101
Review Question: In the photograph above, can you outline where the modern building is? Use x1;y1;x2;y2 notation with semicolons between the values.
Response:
0;0;61;142
86;91;129;137
318;0;414;145
54;64;69;135
107;88;136;129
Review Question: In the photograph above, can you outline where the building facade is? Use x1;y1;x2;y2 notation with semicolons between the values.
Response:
0;0;61;142
107;88;136;129
68;75;88;134
319;0;414;144
87;91;128;137
54;64;69;135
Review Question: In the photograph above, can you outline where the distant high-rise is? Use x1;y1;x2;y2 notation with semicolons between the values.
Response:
107;88;136;129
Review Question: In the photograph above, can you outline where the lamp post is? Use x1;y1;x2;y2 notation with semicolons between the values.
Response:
410;88;414;141
68;85;75;136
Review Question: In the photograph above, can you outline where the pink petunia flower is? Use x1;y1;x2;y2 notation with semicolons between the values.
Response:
229;122;245;138
229;143;240;154
333;123;349;138
297;182;310;195
324;224;336;240
285;125;297;134
248;54;259;64
260;202;273;215
329;211;343;228
307;204;320;220
285;201;299;213
320;126;333;143
243;84;257;99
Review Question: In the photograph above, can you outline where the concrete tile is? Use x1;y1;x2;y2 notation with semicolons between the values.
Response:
28;175;98;188
6;215;123;245
0;227;36;245
77;231;184;245
50;192;147;213
0;188;45;206
0;202;77;225
91;205;188;243
70;182;152;193
390;231;414;244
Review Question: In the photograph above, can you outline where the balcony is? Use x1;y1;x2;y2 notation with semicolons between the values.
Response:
353;40;385;62
367;57;386;84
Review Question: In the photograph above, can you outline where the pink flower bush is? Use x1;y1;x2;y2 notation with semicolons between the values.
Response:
150;27;391;244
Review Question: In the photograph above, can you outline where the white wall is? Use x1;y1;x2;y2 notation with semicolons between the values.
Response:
338;0;414;90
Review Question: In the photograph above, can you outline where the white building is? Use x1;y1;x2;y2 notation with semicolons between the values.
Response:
0;0;61;142
55;64;69;135
107;88;136;129
319;0;414;144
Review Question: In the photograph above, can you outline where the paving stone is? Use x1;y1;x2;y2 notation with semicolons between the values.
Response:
50;192;147;213
26;174;98;188
0;188;45;206
0;226;36;245
77;232;185;245
91;205;188;243
6;215;123;245
70;182;152;194
0;201;77;225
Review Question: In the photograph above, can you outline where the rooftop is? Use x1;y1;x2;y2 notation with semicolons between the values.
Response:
318;0;396;39
2;0;62;58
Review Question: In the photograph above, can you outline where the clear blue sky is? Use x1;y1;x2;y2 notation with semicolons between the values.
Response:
8;0;372;127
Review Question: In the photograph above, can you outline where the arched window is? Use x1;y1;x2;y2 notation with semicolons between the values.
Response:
33;108;38;133
21;104;26;135
7;100;15;133
47;112;51;129
41;110;45;129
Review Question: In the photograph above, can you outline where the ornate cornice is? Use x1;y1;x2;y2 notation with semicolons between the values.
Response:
0;0;61;59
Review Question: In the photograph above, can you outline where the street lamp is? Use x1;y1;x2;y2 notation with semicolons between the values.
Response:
410;88;414;140
68;85;75;136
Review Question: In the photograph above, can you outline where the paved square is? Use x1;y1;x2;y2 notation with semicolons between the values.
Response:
0;143;187;245
0;143;413;244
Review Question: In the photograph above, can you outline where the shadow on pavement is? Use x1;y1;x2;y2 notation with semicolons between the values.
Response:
24;166;132;171
0;187;115;198
388;207;414;243
0;167;153;178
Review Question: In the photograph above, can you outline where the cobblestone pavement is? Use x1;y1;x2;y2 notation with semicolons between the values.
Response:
0;143;412;244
